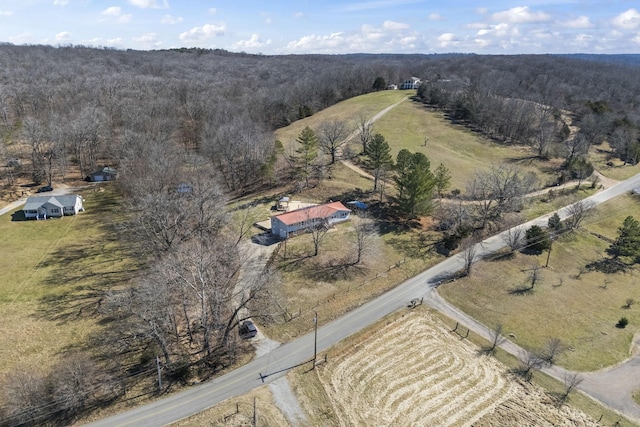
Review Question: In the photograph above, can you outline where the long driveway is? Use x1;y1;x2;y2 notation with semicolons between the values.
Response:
86;172;640;426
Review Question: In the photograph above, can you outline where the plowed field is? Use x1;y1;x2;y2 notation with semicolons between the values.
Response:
308;310;598;427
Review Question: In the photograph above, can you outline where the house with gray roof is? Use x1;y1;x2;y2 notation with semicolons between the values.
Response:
23;194;84;220
88;166;117;182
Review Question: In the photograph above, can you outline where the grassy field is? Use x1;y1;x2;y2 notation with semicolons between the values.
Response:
439;193;640;372
274;90;411;151
371;100;552;192
0;187;137;376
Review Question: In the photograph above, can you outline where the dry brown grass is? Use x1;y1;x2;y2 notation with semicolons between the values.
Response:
288;307;600;427
173;386;290;427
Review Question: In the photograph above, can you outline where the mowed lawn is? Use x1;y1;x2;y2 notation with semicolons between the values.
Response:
276;90;558;195
274;90;411;150
371;100;553;193
439;193;640;372
0;188;135;375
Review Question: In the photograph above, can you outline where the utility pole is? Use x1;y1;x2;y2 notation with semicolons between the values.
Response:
252;397;257;427
156;356;162;391
312;311;318;370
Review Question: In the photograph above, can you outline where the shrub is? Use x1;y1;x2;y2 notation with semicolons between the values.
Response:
616;317;629;328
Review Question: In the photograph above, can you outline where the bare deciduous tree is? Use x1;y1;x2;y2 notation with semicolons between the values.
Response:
356;113;374;154
516;351;544;381
539;337;564;365
485;323;504;355
502;225;525;252
560;372;583;402
319;120;348;165
564;199;595;230
461;236;479;276
352;214;375;265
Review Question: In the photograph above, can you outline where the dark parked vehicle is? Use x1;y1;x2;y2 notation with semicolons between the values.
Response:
37;185;53;193
239;320;257;339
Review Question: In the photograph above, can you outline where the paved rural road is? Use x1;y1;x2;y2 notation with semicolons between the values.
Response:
86;172;640;426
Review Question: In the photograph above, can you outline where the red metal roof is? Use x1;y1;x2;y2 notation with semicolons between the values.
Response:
273;201;350;226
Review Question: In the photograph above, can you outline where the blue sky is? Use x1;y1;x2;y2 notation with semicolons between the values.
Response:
0;0;639;54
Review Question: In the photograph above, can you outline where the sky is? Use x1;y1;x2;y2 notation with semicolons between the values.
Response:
0;1;639;54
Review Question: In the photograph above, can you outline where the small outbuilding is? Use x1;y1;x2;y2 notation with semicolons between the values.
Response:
87;166;117;182
23;194;84;220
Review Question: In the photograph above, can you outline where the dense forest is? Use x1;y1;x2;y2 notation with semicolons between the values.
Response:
1;44;640;425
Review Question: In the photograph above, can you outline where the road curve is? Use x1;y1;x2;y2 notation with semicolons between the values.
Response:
86;171;640;426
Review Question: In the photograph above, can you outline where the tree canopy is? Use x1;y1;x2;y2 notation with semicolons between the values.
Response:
608;216;640;263
393;149;435;217
292;126;319;188
363;133;393;191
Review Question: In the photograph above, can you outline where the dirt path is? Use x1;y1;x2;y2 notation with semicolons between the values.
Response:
338;96;409;180
269;377;308;426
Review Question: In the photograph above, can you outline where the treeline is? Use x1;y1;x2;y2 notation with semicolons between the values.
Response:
2;45;640;425
415;55;640;168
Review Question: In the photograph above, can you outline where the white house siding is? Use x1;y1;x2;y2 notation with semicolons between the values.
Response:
23;195;84;220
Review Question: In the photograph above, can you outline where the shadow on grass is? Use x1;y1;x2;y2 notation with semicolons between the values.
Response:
34;190;144;323
508;285;534;295
305;257;367;282
586;257;628;274
386;230;440;259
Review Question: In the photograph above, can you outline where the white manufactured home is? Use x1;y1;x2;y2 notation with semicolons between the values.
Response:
23;194;84;220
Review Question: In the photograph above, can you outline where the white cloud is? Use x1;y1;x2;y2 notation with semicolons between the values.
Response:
101;6;131;23
476;23;512;37
0;10;13;16
53;0;68;5
633;33;640;44
428;13;443;21
382;20;409;31
232;34;272;50
102;7;121;16
474;38;491;48
179;24;226;44
293;12;304;19
208;8;217;15
161;14;183;24
437;32;458;47
286;33;347;51
132;32;161;47
562;16;592;29
491;6;550;24
283;19;424;53
106;37;124;46
612;8;640;30
338;0;422;12
128;0;168;9
55;31;72;42
9;33;34;44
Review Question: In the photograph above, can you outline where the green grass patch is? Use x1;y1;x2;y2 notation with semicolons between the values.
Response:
0;187;138;375
522;187;598;220
275;90;411;151
589;141;640;182
439;195;640;372
370;100;557;193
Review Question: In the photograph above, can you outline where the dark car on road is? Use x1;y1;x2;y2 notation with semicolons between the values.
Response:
239;320;257;339
37;185;53;193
